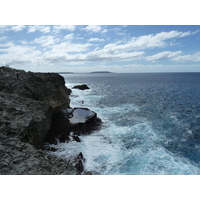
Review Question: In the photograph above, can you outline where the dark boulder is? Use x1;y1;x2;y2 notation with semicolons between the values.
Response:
73;84;90;90
68;108;102;135
45;107;102;145
75;152;85;174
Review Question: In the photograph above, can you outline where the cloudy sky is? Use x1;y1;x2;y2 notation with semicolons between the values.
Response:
0;25;200;73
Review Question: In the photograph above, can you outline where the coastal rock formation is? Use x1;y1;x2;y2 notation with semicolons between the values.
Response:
0;138;76;175
73;84;90;90
0;66;102;175
0;67;74;174
0;93;52;148
0;68;70;148
68;108;102;135
0;69;71;112
44;108;102;144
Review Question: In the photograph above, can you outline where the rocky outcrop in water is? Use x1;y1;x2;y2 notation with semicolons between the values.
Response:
68;108;102;134
44;107;102;145
73;84;90;90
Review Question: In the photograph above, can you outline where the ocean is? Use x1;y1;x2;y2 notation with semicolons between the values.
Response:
50;73;200;175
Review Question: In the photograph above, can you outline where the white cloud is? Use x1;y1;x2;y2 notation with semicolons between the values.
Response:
28;25;51;33
102;29;108;33
0;41;14;48
0;36;7;41
64;33;74;40
0;26;12;33
0;25;9;31
42;42;92;63
0;25;26;33
28;26;38;32
84;25;102;33
103;30;197;52
84;49;144;61
40;38;144;63
53;25;76;32
34;35;57;47
19;40;29;45
154;30;191;40
0;43;42;66
88;37;105;42
67;30;197;62
41;50;145;64
146;51;183;62
171;51;200;62
10;25;26;32
65;30;196;65
48;42;92;53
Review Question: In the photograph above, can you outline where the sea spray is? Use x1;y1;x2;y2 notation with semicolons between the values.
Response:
52;73;200;175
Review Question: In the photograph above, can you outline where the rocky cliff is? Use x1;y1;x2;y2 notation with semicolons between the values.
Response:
0;67;75;174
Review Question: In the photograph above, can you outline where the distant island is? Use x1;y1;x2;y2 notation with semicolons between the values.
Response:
57;71;113;74
91;71;112;73
58;72;74;74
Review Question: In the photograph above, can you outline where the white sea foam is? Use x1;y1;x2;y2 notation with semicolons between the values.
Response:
53;76;200;175
70;90;100;109
50;116;200;174
135;146;200;175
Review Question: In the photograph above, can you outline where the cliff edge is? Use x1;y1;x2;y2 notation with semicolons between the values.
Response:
0;67;75;174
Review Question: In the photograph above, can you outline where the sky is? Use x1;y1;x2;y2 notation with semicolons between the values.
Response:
0;25;200;73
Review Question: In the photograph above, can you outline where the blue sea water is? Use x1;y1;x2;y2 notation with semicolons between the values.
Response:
51;73;200;175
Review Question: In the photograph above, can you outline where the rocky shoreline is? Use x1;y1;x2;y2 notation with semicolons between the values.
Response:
0;66;101;175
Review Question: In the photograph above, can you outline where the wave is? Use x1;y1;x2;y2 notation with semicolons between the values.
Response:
51;75;200;174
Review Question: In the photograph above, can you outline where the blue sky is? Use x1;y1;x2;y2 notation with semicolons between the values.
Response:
0;25;200;73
